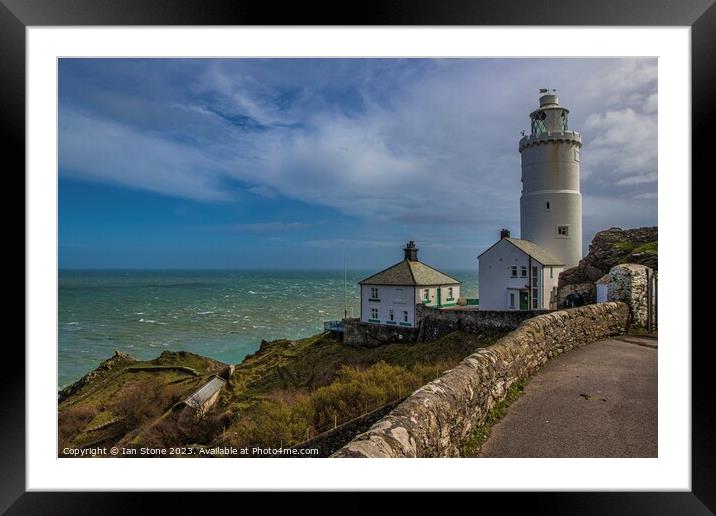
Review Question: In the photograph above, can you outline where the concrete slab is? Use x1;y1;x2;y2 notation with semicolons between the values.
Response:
477;338;657;458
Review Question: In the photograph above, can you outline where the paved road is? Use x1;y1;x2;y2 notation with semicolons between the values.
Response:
477;337;657;458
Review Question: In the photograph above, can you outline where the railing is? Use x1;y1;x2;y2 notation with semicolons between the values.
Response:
324;320;345;332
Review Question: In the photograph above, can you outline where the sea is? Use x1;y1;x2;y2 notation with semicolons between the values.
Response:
58;269;478;388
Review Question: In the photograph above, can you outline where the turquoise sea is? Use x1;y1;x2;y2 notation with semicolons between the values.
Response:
58;269;478;388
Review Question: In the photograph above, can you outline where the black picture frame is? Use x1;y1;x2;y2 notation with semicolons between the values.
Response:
5;0;709;512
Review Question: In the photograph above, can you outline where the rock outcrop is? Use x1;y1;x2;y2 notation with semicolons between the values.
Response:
559;226;657;288
58;350;136;403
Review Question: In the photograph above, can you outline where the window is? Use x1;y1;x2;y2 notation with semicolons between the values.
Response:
545;201;551;211
423;289;430;301
532;266;539;283
403;311;409;322
532;288;539;309
557;225;569;237
370;308;379;320
447;287;454;299
511;266;517;278
509;293;515;309
531;111;548;136
550;267;553;279
521;266;527;278
389;309;394;321
370;287;379;299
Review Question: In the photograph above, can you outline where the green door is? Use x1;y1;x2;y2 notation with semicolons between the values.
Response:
437;287;442;307
519;291;529;310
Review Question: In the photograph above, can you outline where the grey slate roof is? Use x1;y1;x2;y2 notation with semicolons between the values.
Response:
504;238;564;265
359;259;461;286
185;376;226;410
478;237;564;266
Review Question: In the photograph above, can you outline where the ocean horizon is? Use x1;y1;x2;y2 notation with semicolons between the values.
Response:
58;268;479;388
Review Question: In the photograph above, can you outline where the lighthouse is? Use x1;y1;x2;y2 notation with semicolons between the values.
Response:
478;89;584;311
518;90;582;269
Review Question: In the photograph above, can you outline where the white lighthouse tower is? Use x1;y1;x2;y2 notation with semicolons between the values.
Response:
519;90;582;269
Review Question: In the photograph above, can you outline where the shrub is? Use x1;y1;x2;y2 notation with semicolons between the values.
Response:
58;404;97;451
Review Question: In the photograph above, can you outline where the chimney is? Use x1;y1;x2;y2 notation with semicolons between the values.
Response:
403;241;419;261
500;229;511;239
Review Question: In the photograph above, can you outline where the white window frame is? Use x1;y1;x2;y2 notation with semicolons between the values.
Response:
511;266;518;278
370;308;379;319
557;225;570;237
521;266;527;278
370;287;379;299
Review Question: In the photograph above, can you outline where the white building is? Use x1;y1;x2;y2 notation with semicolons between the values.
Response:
478;90;582;310
478;231;564;310
359;241;461;328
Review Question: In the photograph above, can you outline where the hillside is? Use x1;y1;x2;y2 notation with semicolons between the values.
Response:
559;226;657;287
58;329;503;455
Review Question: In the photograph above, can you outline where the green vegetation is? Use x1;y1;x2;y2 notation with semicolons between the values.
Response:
614;240;658;263
58;351;224;453
461;380;526;457
627;326;658;338
632;241;657;254
220;359;457;449
59;330;503;454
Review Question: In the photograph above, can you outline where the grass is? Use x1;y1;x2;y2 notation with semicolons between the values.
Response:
213;329;502;449
59;329;505;453
58;351;225;452
613;240;657;261
627;326;658;338
461;379;527;457
218;330;500;417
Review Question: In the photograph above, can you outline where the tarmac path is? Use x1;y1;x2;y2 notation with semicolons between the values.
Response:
477;336;658;458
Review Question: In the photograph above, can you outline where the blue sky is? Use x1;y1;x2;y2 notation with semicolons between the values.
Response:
59;58;657;270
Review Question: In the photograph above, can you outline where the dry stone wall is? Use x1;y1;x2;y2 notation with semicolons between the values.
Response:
607;264;654;328
332;302;630;458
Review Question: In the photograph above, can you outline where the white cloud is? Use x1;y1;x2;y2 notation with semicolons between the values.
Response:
59;110;231;201
59;58;658;243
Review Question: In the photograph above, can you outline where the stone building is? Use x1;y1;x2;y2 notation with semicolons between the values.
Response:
358;241;460;328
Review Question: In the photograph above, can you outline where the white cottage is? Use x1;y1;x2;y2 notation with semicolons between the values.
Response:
359;242;461;328
478;230;564;310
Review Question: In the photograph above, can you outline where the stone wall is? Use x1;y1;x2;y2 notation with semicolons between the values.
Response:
607;264;655;328
415;305;551;341
343;319;419;347
332;302;630;457
343;307;550;347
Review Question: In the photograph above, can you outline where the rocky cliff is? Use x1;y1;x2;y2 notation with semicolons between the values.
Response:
559;226;657;287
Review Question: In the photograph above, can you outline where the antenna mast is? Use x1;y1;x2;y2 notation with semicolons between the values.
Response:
343;256;348;320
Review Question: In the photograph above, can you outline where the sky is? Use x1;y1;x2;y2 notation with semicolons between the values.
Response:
58;58;657;270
